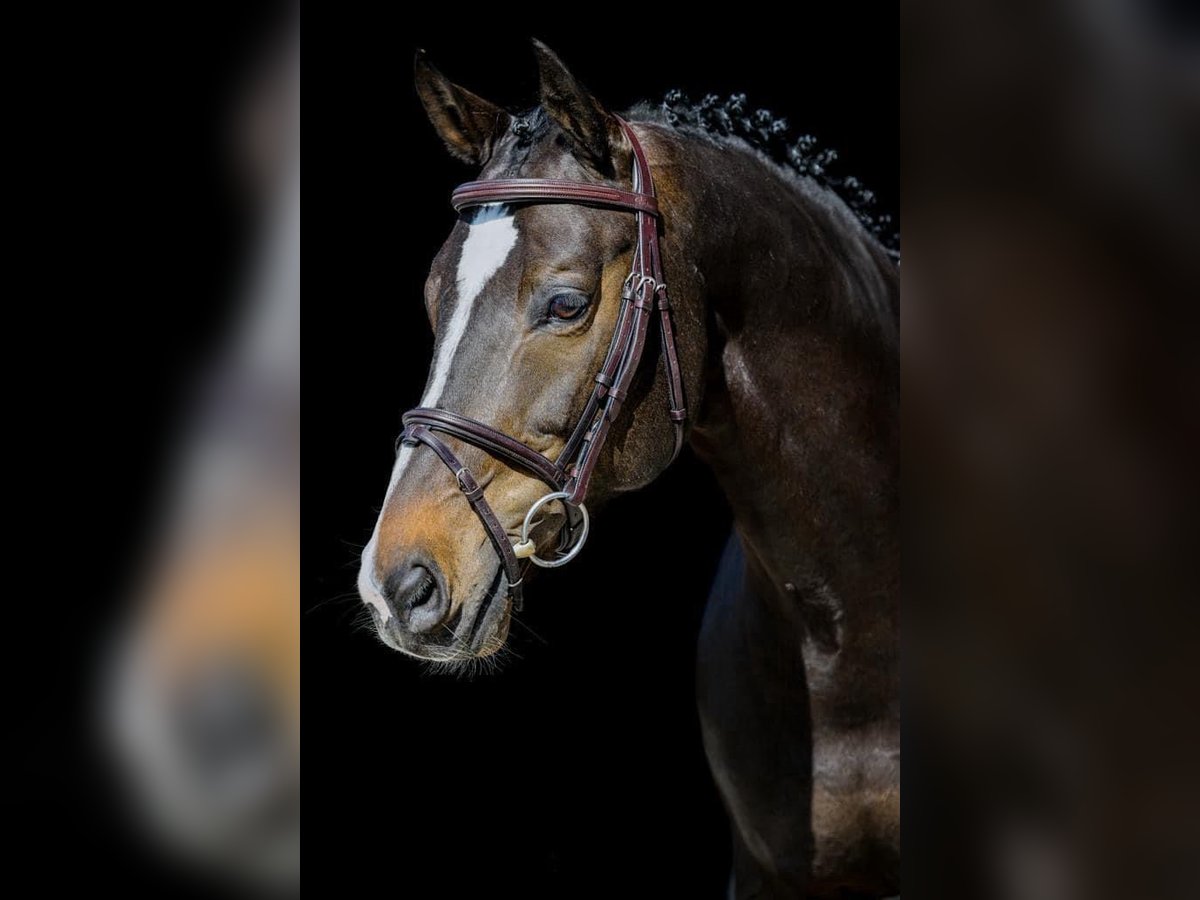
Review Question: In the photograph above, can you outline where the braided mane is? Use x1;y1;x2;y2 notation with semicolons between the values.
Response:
634;91;898;257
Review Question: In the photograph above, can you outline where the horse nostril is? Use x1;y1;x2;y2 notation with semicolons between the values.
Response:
385;563;449;633
408;569;436;609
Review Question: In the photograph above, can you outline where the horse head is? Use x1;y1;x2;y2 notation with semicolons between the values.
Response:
358;42;704;660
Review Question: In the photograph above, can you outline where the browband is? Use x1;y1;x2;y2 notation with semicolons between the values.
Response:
452;179;661;217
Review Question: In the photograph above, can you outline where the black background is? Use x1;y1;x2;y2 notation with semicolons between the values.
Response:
8;6;895;896
305;14;895;899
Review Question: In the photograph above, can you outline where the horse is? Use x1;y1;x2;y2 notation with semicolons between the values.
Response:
357;41;899;898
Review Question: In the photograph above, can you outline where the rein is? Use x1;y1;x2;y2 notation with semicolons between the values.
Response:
399;118;686;610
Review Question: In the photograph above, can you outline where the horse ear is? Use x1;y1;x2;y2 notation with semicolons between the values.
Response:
414;50;510;165
533;39;624;174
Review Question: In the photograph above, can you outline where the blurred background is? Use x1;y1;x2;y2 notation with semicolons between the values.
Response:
8;2;297;896
904;0;1199;897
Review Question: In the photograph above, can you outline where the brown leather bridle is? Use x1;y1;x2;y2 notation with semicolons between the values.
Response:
399;118;685;611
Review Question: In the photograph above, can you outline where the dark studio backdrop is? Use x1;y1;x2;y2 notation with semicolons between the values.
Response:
306;12;895;898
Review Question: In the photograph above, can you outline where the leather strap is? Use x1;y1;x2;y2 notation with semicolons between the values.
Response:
400;424;526;612
399;118;687;605
453;179;660;217
403;408;567;489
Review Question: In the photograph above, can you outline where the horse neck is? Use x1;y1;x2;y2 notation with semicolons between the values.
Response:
661;125;899;663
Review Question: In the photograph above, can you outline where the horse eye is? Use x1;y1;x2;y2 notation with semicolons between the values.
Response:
547;293;589;321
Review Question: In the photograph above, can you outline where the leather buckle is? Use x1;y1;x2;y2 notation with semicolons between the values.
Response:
454;466;480;498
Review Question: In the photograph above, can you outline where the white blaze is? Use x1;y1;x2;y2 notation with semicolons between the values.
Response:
359;205;518;623
421;204;518;411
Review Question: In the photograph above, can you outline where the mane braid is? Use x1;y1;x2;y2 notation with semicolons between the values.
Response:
632;91;899;258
